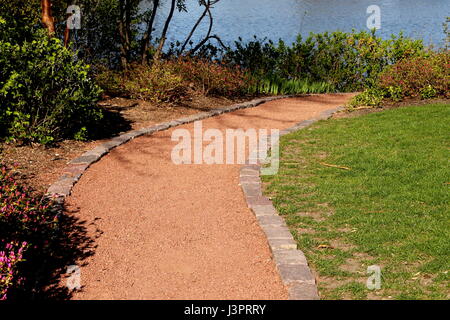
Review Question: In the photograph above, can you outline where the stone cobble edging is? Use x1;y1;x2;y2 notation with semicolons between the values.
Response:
239;106;344;300
45;95;292;203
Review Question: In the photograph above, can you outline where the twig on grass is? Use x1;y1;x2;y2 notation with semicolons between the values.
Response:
318;162;351;170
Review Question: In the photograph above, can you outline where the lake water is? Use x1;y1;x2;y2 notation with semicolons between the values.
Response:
148;0;449;48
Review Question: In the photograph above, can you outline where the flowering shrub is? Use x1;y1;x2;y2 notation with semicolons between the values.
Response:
0;241;27;300
0;164;57;299
378;52;449;100
348;52;449;108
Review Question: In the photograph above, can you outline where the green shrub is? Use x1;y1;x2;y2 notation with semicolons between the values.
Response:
225;31;425;92
0;1;41;44
0;31;103;144
347;88;386;108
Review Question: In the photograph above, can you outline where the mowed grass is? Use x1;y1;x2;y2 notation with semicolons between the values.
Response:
262;104;450;300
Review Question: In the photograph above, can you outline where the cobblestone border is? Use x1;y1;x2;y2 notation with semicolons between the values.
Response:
239;106;344;300
45;95;296;206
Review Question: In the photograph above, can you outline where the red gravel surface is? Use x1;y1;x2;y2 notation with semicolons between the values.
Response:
66;94;355;300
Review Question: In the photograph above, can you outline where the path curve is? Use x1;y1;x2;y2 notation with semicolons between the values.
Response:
66;94;354;299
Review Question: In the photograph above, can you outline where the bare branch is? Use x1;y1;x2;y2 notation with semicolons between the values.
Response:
153;0;177;62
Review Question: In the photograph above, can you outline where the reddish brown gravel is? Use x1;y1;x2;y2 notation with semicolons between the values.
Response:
66;94;355;300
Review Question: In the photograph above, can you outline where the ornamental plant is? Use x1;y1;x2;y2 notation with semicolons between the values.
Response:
378;52;449;100
0;164;58;299
0;27;103;144
348;51;449;108
0;241;27;300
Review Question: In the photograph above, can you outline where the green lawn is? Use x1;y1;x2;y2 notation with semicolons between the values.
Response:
262;103;450;300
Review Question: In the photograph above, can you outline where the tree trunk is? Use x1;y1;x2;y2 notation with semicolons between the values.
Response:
141;0;160;64
153;0;176;62
119;0;132;69
41;0;55;35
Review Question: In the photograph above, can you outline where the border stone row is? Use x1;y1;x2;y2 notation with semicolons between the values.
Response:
239;106;344;300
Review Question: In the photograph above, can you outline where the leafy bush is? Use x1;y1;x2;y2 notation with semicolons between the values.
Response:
97;63;188;104
347;88;386;108
0;31;103;144
379;52;449;100
348;52;449;108
0;165;57;299
0;1;41;44
125;63;188;103
225;31;425;91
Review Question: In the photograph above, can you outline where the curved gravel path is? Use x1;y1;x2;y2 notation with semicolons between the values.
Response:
67;94;354;300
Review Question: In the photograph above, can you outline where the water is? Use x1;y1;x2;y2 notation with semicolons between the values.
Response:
147;0;449;49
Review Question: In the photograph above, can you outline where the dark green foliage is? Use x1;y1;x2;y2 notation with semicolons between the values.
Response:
0;29;103;144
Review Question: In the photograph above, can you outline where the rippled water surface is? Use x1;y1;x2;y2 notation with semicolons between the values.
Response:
148;0;449;48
